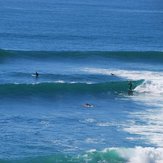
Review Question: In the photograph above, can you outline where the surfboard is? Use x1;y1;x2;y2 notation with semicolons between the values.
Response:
83;104;94;108
128;89;133;95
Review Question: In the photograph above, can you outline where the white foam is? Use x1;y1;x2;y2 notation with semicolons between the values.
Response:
117;147;163;163
55;80;65;83
96;122;111;127
123;108;163;147
87;147;163;163
85;138;102;144
80;118;96;124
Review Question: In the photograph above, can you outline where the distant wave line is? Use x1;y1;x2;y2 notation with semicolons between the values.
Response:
0;49;163;62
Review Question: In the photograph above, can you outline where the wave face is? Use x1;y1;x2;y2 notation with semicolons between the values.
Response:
0;80;143;97
1;49;163;62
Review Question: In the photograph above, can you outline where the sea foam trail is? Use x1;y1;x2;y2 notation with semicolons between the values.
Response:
83;68;163;147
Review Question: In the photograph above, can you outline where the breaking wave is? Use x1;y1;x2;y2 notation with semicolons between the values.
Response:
0;80;143;97
1;147;163;163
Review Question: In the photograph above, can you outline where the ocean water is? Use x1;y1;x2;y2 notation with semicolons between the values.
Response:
0;0;163;163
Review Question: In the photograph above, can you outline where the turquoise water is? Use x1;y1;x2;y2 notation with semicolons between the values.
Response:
0;0;163;162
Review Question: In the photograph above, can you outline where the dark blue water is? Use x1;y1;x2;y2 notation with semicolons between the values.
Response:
0;0;163;51
0;0;163;162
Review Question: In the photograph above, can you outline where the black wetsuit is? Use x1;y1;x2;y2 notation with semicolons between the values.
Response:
36;72;39;77
128;82;132;90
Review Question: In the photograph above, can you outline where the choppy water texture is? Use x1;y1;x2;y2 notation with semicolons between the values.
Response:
0;0;163;163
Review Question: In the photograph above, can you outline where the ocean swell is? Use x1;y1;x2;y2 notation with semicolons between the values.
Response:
0;49;163;62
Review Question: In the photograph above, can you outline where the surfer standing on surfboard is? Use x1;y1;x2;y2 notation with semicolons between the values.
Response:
35;72;39;78
128;81;132;90
128;81;133;95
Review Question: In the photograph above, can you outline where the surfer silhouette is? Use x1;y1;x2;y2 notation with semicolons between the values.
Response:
35;72;39;78
128;81;133;95
128;81;132;90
